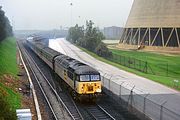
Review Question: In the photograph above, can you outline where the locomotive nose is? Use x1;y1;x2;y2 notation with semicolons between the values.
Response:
87;84;93;91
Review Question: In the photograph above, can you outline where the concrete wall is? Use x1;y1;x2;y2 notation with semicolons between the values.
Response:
126;0;180;28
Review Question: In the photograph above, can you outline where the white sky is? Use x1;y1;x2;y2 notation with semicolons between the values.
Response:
0;0;133;30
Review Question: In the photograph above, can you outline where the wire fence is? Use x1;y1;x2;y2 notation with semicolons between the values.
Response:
105;53;171;77
101;74;180;120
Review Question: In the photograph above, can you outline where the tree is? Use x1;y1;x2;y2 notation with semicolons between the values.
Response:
0;6;13;42
84;20;105;52
66;24;84;44
67;20;111;58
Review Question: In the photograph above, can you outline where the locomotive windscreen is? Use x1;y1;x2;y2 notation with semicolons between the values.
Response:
80;74;100;82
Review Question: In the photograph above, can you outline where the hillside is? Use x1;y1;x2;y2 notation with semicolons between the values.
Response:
0;37;20;118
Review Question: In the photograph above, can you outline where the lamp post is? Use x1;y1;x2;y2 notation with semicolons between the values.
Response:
70;2;73;27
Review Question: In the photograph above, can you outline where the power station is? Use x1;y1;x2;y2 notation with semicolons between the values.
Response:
119;0;180;49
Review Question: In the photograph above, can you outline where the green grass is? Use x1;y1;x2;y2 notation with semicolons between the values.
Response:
0;37;20;109
0;37;18;76
0;83;20;109
78;46;180;91
111;49;180;78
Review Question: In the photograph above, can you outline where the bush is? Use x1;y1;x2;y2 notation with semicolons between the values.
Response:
95;42;112;58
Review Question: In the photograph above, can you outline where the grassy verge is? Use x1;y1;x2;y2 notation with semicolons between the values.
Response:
0;37;18;76
0;37;20;110
78;46;180;91
0;83;20;109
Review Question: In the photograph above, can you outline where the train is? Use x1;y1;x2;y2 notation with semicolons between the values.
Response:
26;37;102;100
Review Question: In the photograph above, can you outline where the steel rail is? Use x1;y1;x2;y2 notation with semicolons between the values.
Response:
21;42;83;120
17;42;58;120
97;104;115;120
86;104;115;120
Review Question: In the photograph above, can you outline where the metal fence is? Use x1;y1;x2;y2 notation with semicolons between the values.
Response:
107;53;148;73
101;74;180;120
106;53;170;77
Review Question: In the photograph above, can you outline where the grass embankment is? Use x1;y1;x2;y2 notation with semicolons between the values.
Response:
0;37;20;110
79;46;180;91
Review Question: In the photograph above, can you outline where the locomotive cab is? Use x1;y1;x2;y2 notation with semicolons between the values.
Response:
75;74;101;95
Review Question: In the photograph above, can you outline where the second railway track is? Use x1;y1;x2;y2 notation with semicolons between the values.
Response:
85;104;115;120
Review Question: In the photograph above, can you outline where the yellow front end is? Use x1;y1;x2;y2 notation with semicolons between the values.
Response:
76;81;101;94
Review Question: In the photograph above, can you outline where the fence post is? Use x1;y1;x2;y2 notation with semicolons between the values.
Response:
103;73;107;86
160;101;167;120
119;55;122;64
143;94;150;117
109;75;113;89
134;58;135;69
123;56;126;66
166;63;168;77
108;75;113;96
140;60;142;71
128;57;130;68
145;61;148;73
128;86;135;111
119;82;125;100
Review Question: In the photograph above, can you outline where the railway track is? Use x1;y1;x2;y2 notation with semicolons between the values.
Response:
85;104;115;120
24;42;83;120
18;41;83;120
18;39;140;120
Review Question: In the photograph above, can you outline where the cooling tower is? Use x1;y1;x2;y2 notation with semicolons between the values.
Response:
120;0;180;48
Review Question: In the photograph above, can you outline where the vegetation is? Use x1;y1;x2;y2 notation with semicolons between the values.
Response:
0;37;18;76
66;24;84;44
0;37;20;119
0;6;13;42
95;42;112;58
79;46;180;91
67;20;112;58
0;7;19;119
111;49;180;77
67;21;180;90
0;86;17;120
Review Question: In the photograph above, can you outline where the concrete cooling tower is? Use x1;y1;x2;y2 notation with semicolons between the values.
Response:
120;0;180;48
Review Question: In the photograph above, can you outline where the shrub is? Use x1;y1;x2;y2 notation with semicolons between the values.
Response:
95;42;112;58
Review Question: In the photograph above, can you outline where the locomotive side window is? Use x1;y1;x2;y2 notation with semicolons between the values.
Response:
90;75;100;81
80;75;90;82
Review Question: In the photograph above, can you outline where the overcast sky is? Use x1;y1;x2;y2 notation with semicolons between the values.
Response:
0;0;133;30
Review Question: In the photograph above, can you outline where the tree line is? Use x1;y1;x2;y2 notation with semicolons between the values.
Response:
0;6;13;42
0;6;16;120
66;20;112;58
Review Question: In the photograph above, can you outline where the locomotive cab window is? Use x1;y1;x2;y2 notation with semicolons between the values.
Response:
90;75;100;81
80;75;90;82
79;75;100;81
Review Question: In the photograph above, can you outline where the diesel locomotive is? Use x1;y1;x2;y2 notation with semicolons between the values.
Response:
27;37;102;100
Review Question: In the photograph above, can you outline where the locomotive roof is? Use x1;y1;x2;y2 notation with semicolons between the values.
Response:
74;65;99;75
55;55;99;75
69;60;99;75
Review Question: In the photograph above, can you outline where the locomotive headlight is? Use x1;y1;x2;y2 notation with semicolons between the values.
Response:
96;88;101;93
